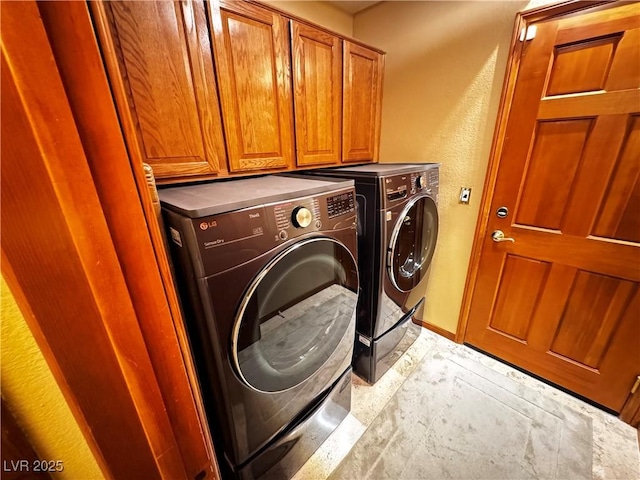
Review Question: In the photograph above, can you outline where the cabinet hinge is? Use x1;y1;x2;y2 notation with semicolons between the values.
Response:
631;376;640;395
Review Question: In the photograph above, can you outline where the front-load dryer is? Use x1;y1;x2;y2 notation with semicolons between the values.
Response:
303;164;439;384
159;175;359;479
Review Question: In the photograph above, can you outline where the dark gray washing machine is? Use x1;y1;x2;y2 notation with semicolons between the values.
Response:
159;175;359;479
302;164;439;384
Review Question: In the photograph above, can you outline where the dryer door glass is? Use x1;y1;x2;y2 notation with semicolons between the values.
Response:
232;238;358;393
388;195;439;292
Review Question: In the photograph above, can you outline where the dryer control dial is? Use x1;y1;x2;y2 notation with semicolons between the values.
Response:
416;174;427;190
291;206;312;228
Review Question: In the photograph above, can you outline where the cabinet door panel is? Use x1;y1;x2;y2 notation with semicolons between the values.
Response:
292;21;342;166
343;41;384;163
210;0;294;172
109;1;226;178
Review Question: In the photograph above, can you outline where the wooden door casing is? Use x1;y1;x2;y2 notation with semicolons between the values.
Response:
463;2;640;412
343;41;384;163
2;2;193;476
42;2;218;477
104;1;226;179
210;0;294;173
292;21;342;167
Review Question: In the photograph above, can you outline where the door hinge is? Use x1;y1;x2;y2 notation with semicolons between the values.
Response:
631;376;640;395
519;25;537;42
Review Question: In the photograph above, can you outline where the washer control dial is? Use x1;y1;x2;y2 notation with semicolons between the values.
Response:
291;206;313;228
416;174;427;190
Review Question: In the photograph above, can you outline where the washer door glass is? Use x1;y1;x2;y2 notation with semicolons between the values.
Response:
232;237;358;393
388;195;438;292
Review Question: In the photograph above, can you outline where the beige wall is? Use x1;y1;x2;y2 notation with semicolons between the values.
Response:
353;1;541;334
264;1;353;35
1;276;103;479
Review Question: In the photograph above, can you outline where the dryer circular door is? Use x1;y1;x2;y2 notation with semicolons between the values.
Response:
387;194;439;292
232;237;359;393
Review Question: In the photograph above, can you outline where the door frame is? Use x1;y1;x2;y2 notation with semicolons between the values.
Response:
455;0;614;344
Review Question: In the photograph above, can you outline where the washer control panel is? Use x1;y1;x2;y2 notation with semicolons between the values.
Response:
383;168;439;208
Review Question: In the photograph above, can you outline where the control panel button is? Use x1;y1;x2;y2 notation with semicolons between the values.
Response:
278;230;288;240
327;192;355;218
315;220;322;229
291;206;312;228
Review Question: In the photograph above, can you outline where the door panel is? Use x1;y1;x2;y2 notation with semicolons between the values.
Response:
592;116;640;242
606;28;640;90
292;21;342;166
489;256;550;341
546;35;619;96
342;41;383;162
515;119;593;230
465;2;640;412
108;1;226;177
209;0;294;172
549;271;635;369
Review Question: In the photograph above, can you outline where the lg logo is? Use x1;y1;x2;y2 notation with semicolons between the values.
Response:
199;220;217;230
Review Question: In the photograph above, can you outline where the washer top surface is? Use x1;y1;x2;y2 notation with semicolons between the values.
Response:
159;175;354;218
317;163;440;177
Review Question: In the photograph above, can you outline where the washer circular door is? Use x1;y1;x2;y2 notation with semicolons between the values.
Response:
388;195;438;292
232;237;359;393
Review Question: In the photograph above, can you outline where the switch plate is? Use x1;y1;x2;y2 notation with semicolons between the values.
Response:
459;187;471;204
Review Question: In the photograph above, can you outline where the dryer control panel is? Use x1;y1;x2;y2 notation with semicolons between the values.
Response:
188;187;357;275
327;191;356;218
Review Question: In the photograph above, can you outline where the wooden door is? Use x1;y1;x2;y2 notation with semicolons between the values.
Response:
343;41;384;163
104;1;226;179
464;2;640;412
292;21;342;167
210;0;294;173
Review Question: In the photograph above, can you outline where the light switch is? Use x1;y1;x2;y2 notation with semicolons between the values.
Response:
459;187;471;204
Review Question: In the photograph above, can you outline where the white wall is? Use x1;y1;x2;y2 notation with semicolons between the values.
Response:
353;1;537;333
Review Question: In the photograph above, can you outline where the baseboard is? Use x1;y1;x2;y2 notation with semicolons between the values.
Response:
417;320;456;341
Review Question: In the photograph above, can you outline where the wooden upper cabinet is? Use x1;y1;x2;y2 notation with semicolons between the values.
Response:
209;0;294;172
103;1;227;179
96;0;384;181
291;21;342;167
343;41;384;163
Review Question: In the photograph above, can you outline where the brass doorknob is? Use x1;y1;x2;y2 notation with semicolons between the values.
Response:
492;230;515;243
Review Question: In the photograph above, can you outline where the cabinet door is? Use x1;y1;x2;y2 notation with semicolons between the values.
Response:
292;21;342;167
210;0;294;172
343;41;384;163
107;1;227;178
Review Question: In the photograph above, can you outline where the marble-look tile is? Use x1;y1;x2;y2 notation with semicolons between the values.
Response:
302;327;639;480
432;336;640;480
330;345;593;480
592;414;640;480
291;413;366;480
391;328;438;379
350;368;405;427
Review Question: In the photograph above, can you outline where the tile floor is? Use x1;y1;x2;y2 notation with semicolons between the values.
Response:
293;329;640;480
